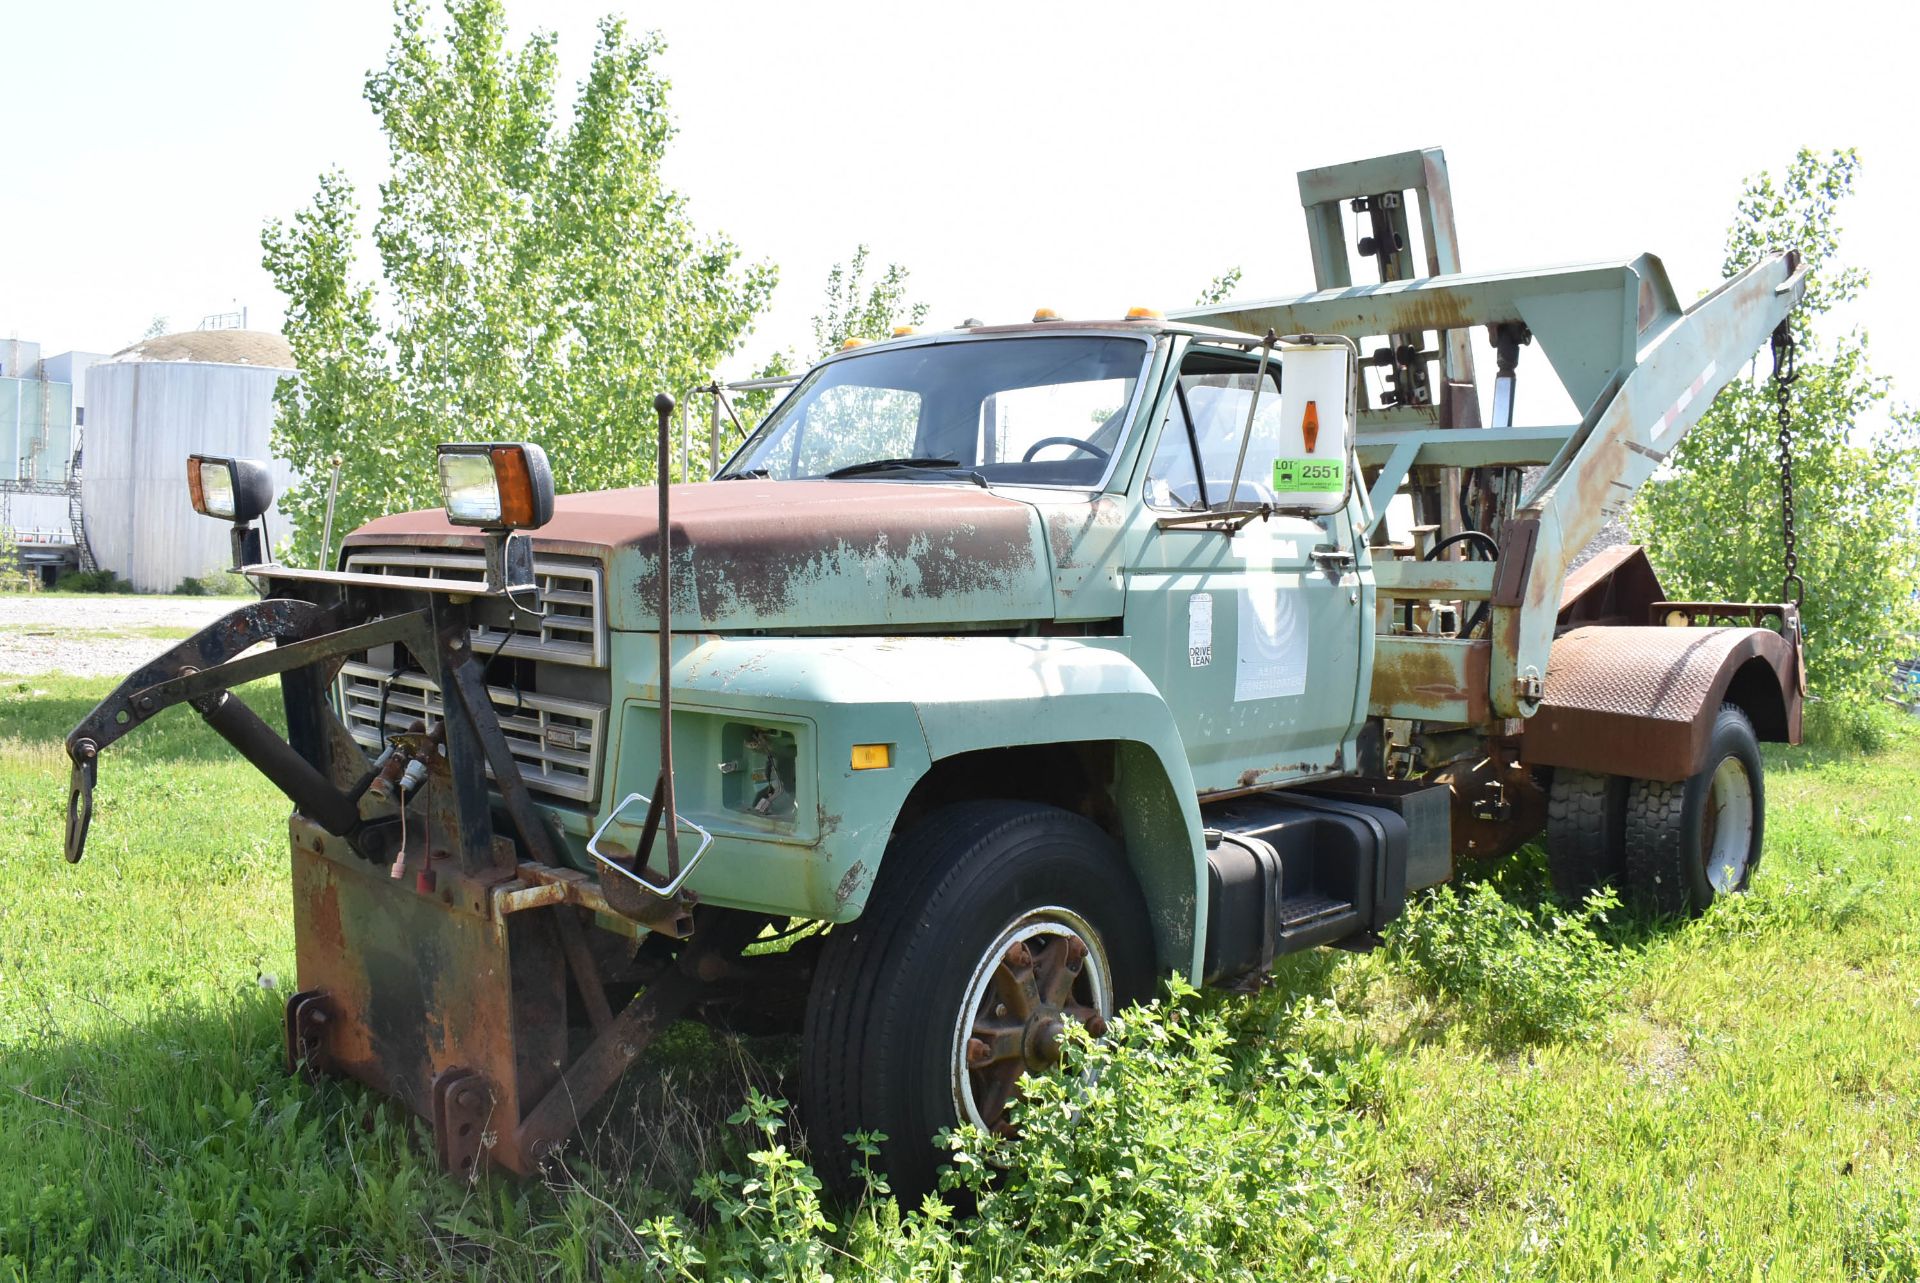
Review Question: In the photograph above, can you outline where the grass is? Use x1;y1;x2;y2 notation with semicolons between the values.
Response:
1;673;1916;1280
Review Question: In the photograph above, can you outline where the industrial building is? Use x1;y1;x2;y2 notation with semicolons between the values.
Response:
83;329;297;592
0;338;104;579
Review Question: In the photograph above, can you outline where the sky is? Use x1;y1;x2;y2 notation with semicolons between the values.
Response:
3;0;1912;431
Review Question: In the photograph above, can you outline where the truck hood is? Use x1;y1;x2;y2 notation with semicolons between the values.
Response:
345;479;1057;632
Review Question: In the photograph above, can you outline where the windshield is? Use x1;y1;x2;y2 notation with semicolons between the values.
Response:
721;335;1151;487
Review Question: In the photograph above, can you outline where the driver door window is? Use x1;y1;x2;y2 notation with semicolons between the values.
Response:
1146;361;1286;509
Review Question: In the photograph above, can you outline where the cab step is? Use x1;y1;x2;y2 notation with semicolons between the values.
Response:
1200;789;1416;989
1277;893;1354;931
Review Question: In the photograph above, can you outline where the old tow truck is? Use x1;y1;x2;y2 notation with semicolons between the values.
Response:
62;148;1807;1198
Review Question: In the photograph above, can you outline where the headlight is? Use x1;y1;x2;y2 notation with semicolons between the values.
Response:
187;455;274;522
435;442;556;529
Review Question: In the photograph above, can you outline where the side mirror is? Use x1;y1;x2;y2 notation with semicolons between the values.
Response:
1272;341;1354;516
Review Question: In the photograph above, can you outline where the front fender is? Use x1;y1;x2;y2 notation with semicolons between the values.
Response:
612;633;1209;978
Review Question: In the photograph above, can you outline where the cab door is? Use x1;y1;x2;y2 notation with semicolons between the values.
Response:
1121;342;1367;793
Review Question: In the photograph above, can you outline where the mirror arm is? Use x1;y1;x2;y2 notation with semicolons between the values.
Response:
1222;329;1277;506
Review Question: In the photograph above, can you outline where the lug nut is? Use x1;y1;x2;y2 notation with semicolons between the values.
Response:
966;1037;992;1068
1005;942;1031;969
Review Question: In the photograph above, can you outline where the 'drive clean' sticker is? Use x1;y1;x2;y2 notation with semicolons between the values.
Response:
1187;592;1212;667
1271;457;1345;493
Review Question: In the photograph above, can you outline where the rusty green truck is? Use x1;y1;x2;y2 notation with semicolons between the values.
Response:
62;148;1807;1197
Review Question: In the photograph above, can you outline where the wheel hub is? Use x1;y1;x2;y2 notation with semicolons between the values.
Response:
952;910;1112;1136
1703;755;1756;894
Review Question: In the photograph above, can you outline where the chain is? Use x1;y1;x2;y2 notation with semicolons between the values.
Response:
1770;321;1802;607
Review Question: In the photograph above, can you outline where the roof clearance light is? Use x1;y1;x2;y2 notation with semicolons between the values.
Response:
1125;306;1163;320
1302;400;1321;453
435;442;556;530
1032;307;1060;322
891;325;918;338
187;454;275;522
839;337;870;350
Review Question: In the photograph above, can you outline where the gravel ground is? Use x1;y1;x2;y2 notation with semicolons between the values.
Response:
0;595;246;678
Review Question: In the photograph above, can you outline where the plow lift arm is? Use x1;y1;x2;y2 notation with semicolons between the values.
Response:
56;407;744;1178
1177;148;1806;721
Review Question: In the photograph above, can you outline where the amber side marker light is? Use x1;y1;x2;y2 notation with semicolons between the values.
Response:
1302;400;1320;453
850;743;893;771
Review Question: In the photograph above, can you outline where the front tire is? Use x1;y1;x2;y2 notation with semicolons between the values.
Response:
1624;704;1764;916
800;800;1154;1201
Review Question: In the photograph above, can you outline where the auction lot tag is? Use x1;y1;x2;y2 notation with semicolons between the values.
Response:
1271;457;1345;493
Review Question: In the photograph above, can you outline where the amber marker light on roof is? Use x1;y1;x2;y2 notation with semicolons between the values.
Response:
891;325;918;337
840;337;870;350
1125;306;1163;320
1031;307;1060;322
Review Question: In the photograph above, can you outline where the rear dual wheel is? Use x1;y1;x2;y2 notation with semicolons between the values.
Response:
801;800;1152;1202
1625;704;1763;916
1545;704;1764;916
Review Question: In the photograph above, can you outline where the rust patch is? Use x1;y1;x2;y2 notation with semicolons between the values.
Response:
833;860;867;907
1427;749;1546;861
622;481;1046;624
1370;638;1492;723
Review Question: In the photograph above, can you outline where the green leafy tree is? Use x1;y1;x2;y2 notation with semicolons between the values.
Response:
809;244;930;358
1195;267;1242;307
719;246;929;445
262;0;774;565
1630;148;1920;707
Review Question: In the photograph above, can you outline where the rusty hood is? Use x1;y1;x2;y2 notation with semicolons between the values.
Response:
346;479;1058;632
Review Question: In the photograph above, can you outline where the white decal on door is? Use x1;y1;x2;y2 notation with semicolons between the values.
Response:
1187;592;1212;667
1235;582;1306;700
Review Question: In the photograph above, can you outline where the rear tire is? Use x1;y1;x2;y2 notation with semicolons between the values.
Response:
1624;704;1764;916
1545;769;1628;900
800;800;1154;1203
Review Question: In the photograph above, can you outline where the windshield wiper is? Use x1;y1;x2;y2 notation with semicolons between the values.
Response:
823;457;962;478
717;467;769;480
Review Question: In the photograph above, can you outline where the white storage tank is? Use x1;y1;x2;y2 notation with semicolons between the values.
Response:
84;331;297;592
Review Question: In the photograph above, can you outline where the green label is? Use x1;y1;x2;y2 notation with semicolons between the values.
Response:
1271;456;1345;493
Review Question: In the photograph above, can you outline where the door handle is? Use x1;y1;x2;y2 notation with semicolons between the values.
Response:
1311;545;1355;576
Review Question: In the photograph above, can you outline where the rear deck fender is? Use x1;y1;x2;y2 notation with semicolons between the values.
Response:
1520;624;1801;782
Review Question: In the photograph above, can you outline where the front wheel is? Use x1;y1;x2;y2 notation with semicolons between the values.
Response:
800;800;1154;1201
1624;704;1765;916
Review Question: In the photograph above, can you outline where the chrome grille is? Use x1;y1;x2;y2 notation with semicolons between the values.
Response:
341;549;607;666
335;546;609;804
338;662;603;802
